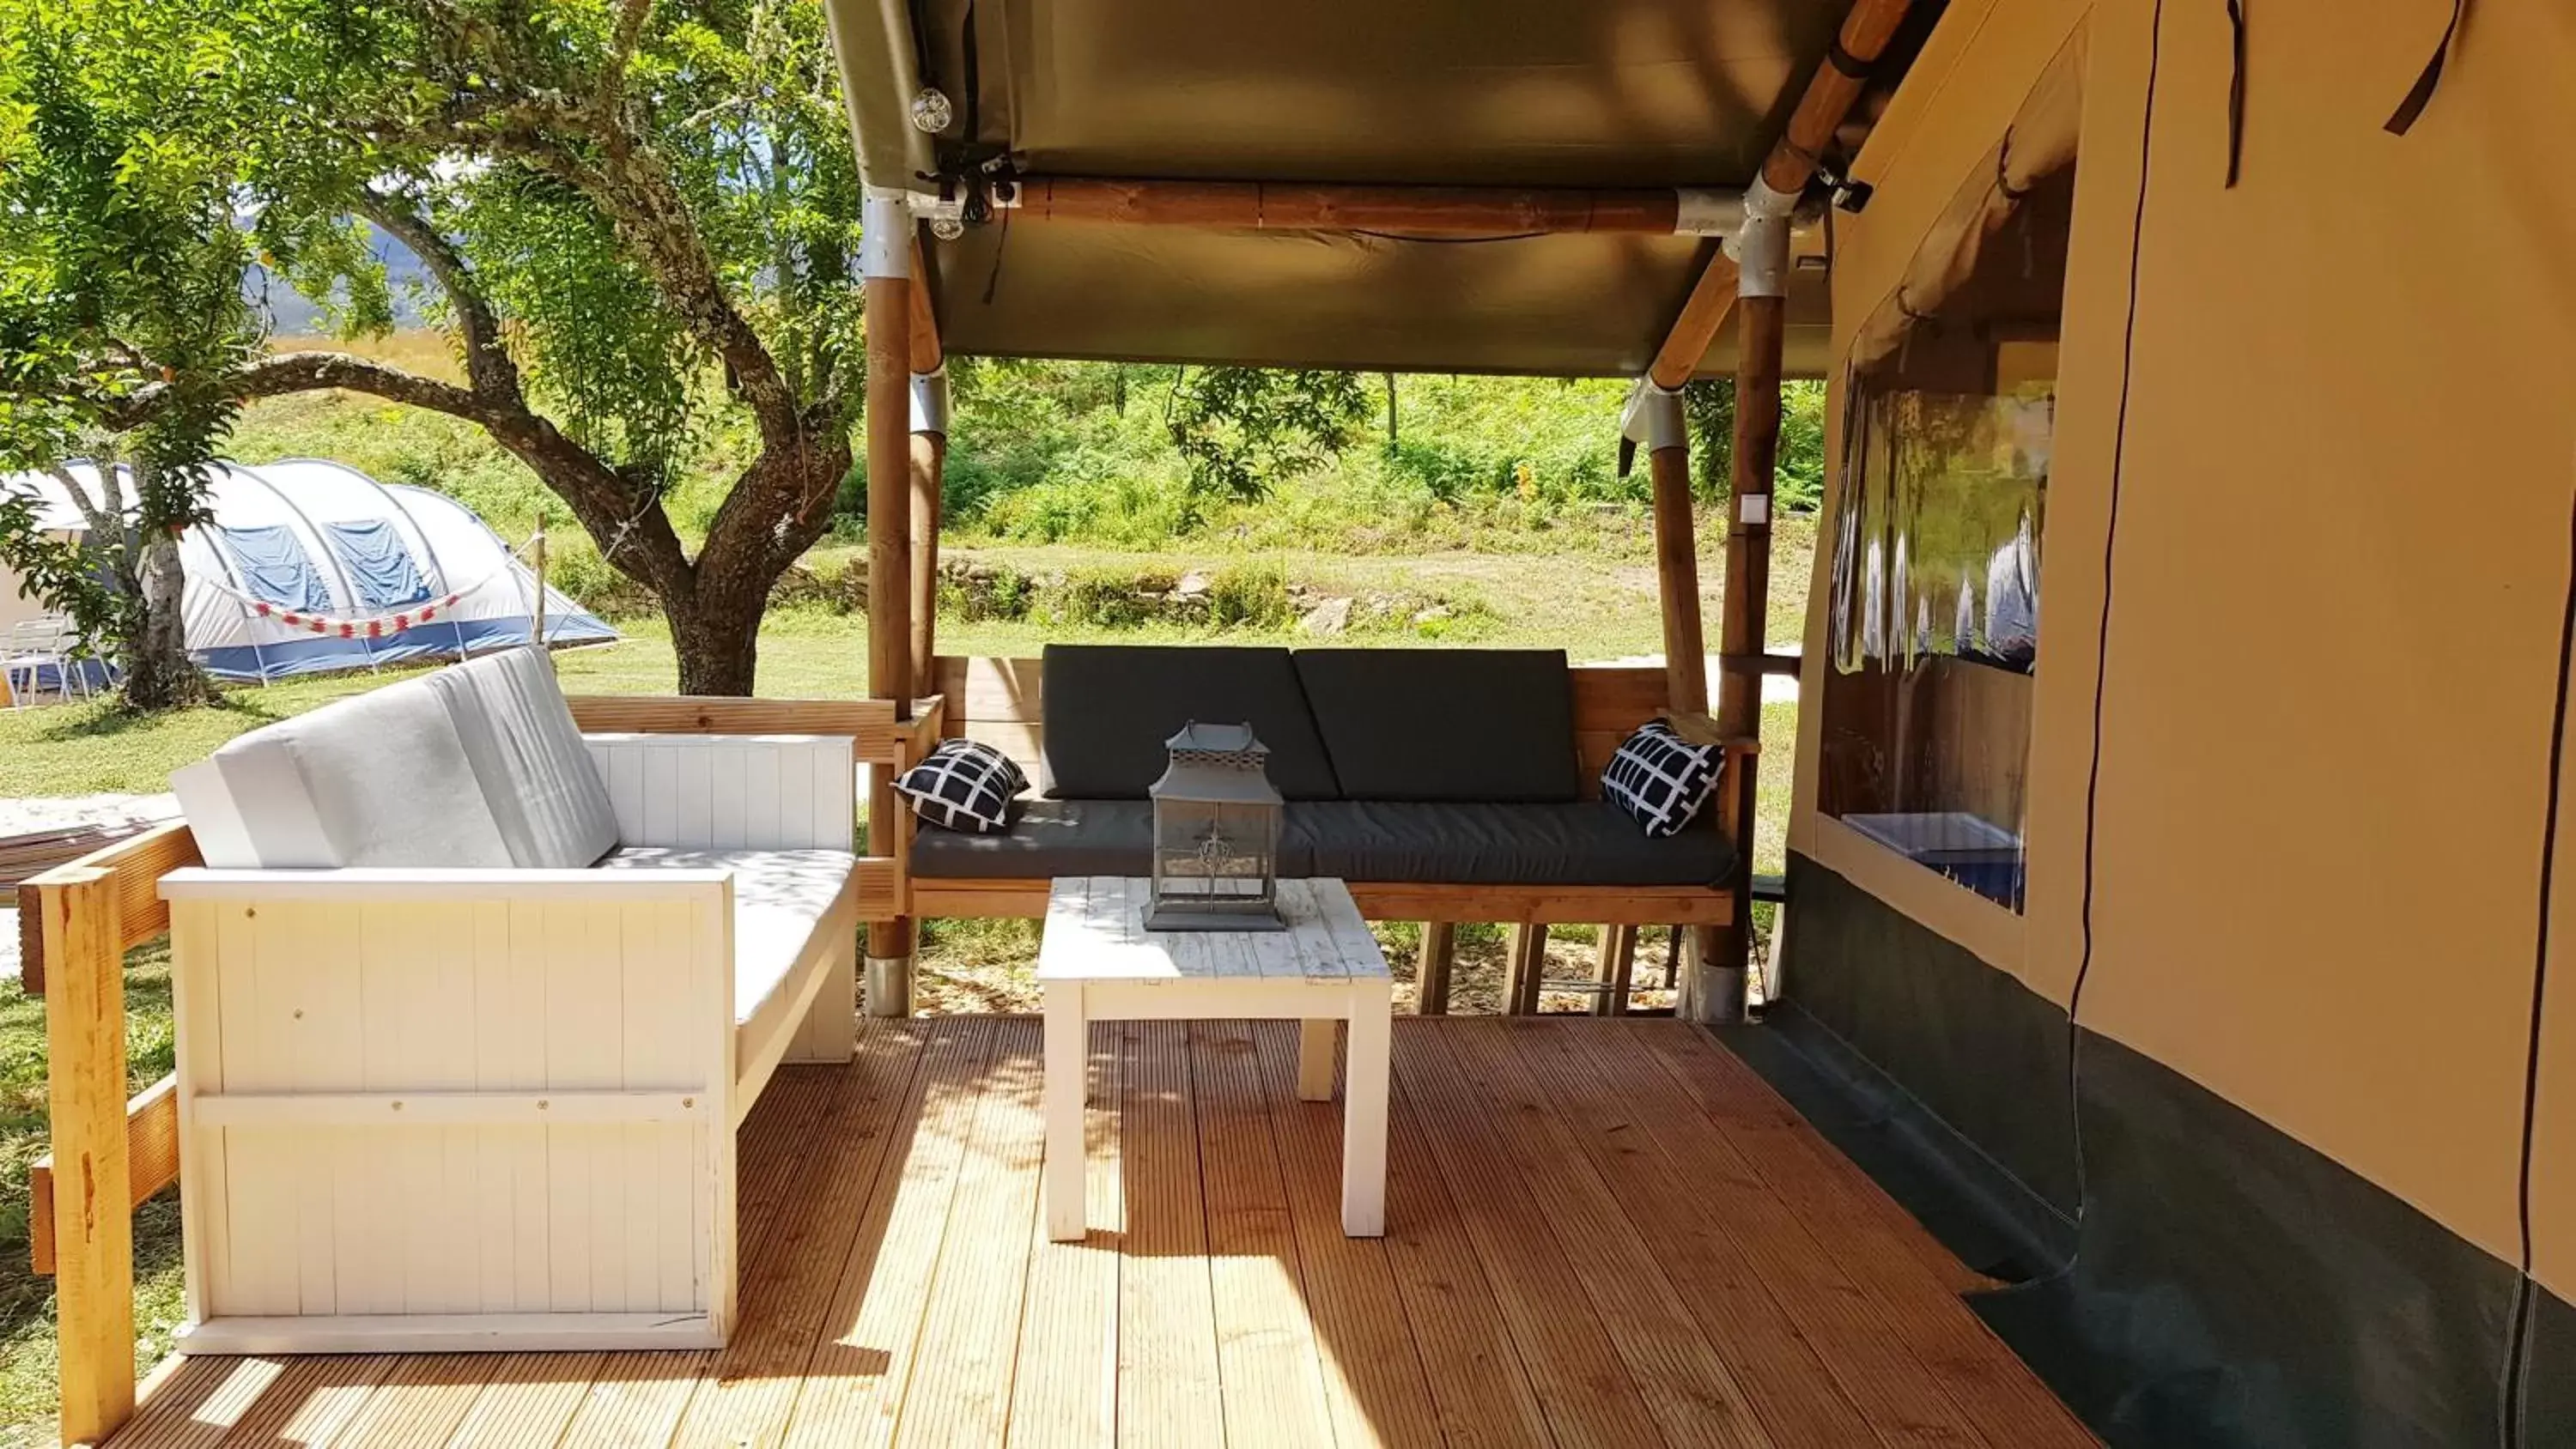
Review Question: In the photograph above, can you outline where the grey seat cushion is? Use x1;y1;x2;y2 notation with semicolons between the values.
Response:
1040;645;1340;800
910;797;1720;888
1294;649;1579;802
175;669;513;869
1285;801;1731;886
425;648;620;867
601;847;852;1028
910;798;1320;880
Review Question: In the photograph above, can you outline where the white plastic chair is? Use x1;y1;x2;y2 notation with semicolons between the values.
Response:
3;618;83;707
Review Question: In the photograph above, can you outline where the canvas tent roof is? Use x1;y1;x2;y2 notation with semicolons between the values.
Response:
823;0;1925;376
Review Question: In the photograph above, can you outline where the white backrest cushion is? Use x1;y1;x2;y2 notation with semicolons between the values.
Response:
169;759;258;869
211;671;513;868
426;648;621;868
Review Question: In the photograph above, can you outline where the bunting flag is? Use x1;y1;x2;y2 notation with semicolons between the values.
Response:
246;591;468;639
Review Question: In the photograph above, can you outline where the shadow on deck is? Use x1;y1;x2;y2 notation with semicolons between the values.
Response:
106;1017;2096;1447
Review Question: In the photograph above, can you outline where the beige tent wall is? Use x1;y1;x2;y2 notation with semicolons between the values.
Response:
2074;0;2576;1268
1797;0;2576;1269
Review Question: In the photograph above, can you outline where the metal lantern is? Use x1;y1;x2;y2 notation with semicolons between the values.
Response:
1145;721;1285;931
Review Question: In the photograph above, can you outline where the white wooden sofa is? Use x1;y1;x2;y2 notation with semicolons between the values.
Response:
155;650;920;1354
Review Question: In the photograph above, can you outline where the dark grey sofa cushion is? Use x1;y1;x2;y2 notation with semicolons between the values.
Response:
911;798;1321;880
1293;648;1579;803
1041;645;1340;800
1285;801;1731;886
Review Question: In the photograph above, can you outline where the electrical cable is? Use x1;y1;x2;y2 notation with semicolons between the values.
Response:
2499;470;2576;1449
2064;0;2164;1208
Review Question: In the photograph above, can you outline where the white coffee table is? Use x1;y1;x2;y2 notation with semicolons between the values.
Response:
1039;876;1392;1240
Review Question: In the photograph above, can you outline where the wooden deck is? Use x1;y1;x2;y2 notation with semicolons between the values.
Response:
106;1017;2096;1448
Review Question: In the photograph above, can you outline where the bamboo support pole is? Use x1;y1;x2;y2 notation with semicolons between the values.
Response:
907;242;947;694
43;870;133;1446
1013;177;1698;235
1649;444;1709;715
864;246;917;985
1414;922;1455;1016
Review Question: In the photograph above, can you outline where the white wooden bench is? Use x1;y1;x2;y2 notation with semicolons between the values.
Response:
151;652;927;1354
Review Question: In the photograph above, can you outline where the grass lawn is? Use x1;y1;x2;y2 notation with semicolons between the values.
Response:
0;542;1807;1441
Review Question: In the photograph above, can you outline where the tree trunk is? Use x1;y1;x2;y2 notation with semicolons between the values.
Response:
118;532;210;711
669;588;764;696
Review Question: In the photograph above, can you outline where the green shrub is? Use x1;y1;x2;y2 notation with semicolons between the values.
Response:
1206;561;1292;628
1053;565;1177;627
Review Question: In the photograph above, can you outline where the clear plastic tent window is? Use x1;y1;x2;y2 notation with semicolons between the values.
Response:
1817;130;2081;915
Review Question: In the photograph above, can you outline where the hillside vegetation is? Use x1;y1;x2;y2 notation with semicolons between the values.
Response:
238;341;1830;583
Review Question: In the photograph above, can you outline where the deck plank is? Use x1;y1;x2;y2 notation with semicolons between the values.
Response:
673;1020;932;1449
1006;1021;1124;1449
1189;1022;1340;1449
441;1352;605;1448
1433;1021;1774;1449
555;1349;708;1449
1388;1023;1666;1448
1113;1020;1225;1449
1638;1024;2098;1449
1528;1020;1982;1449
892;1018;1047;1446
781;1016;999;1449
1377;1094;1552;1449
211;1353;392;1446
107;1016;2096;1449
331;1353;495;1447
109;1356;291;1449
1247;1022;1447;1449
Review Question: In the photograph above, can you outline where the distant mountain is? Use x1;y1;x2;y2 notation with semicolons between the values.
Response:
243;221;433;336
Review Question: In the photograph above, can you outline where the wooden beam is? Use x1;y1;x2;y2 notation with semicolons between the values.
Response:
30;1075;182;1277
907;240;943;374
43;870;134;1446
1759;0;1920;198
1503;925;1548;1016
1592;925;1638;1017
1647;253;1741;391
908;431;946;693
1414;923;1455;1016
1649;444;1709;715
1643;0;1918;382
908;238;946;689
865;268;916;969
17;821;199;997
1015;177;1690;235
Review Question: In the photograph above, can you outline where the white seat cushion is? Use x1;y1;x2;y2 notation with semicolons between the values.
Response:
598;848;855;1031
425;649;620;868
177;670;512;869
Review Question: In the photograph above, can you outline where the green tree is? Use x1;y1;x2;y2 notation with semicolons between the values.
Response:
0;0;262;709
163;0;868;694
1165;367;1370;512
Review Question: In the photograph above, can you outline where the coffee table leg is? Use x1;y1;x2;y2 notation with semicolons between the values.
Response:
1340;979;1391;1237
1043;982;1086;1241
1297;1017;1338;1101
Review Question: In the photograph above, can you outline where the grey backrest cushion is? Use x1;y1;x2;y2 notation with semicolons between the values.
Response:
425;648;621;867
1041;645;1341;799
189;669;514;868
1294;648;1579;802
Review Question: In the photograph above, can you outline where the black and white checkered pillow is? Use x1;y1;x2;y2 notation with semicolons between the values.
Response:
1600;720;1722;838
894;738;1028;834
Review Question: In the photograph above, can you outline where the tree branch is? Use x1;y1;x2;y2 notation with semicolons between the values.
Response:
208;353;698;599
352;192;523;403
